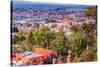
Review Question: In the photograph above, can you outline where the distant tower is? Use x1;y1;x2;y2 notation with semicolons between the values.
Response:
63;15;71;32
64;15;70;25
63;15;70;22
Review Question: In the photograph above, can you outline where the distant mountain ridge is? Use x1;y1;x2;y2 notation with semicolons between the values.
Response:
11;1;93;9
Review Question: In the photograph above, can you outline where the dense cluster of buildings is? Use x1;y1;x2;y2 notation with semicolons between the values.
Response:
12;8;84;21
12;8;96;34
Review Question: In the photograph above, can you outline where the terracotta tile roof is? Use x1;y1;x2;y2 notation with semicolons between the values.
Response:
32;48;54;56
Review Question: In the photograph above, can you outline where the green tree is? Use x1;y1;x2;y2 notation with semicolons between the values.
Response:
12;32;25;44
26;31;34;51
70;22;97;62
71;31;87;57
50;32;67;57
33;27;52;48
